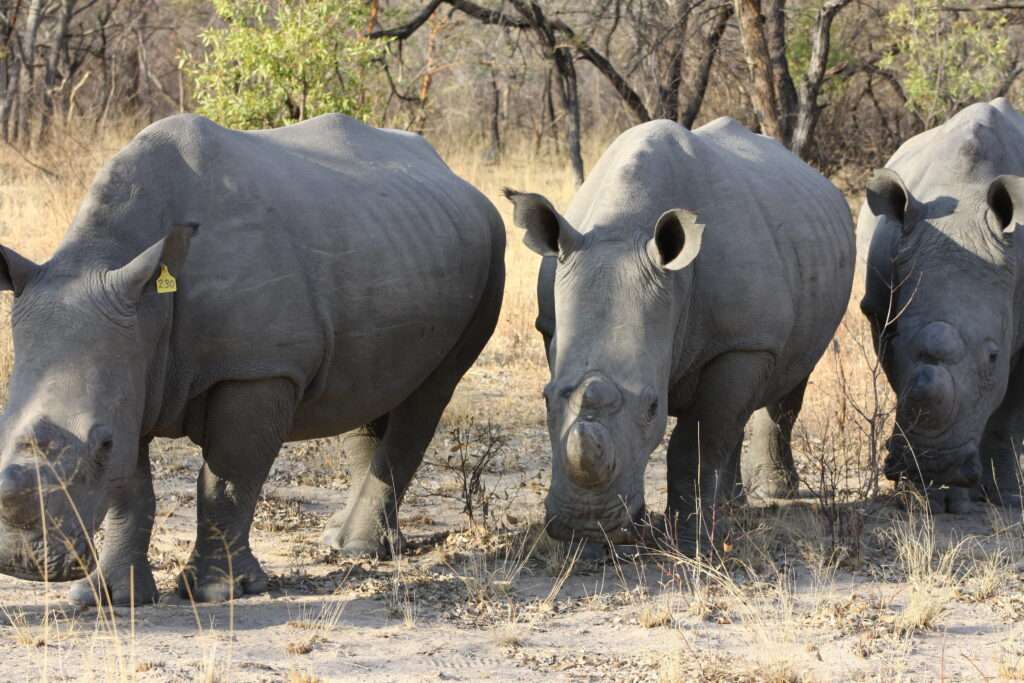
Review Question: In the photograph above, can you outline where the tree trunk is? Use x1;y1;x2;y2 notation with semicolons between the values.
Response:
791;0;853;159
16;0;46;142
554;47;584;185
680;4;733;129
39;0;76;140
734;0;783;140
511;0;584;185
1;56;20;142
764;0;797;143
485;72;501;163
655;4;690;121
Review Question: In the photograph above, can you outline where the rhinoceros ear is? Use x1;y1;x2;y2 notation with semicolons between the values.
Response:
647;209;703;272
0;245;40;296
987;175;1024;235
110;223;198;304
866;169;921;233
502;188;581;258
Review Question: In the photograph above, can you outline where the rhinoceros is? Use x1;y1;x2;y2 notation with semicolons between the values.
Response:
0;113;505;604
859;98;1024;511
505;118;854;546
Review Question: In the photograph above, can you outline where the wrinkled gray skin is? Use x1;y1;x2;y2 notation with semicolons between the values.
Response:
859;98;1024;512
0;113;505;605
507;118;854;546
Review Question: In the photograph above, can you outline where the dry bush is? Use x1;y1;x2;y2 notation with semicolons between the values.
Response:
795;310;896;564
431;418;510;526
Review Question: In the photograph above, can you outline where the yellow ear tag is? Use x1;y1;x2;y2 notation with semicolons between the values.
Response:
155;264;177;294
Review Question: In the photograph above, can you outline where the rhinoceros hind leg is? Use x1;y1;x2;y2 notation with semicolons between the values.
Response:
320;416;405;558
742;377;806;502
323;252;503;559
177;379;296;603
321;363;478;559
69;445;158;607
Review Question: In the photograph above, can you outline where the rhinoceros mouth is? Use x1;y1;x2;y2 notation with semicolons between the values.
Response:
0;527;93;581
544;496;646;543
884;436;979;485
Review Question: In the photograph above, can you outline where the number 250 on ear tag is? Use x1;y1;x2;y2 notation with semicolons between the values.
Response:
156;264;177;294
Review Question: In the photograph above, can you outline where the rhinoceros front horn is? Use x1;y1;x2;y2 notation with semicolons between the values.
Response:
565;421;615;489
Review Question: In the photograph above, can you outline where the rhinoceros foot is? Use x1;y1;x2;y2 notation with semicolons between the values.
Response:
982;487;1024;511
320;524;406;560
176;547;269;603
68;559;158;608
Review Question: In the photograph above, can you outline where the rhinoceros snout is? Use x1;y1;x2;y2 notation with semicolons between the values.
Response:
565;420;616;488
900;364;957;435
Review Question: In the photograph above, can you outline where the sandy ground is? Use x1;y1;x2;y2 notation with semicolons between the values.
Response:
0;364;1021;682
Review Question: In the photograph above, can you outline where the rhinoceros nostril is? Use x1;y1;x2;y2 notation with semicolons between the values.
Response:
901;364;957;435
0;465;42;527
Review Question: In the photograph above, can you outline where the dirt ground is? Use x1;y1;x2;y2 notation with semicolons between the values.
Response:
0;360;1020;683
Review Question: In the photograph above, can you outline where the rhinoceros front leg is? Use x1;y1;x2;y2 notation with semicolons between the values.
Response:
977;377;1024;509
742;377;806;501
177;379;295;603
666;351;773;552
68;444;158;607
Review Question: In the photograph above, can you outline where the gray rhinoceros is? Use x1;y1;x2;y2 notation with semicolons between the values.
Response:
859;98;1024;511
505;118;854;546
0;113;505;604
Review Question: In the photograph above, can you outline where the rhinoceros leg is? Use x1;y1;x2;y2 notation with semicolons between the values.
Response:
68;443;158;607
977;375;1024;509
319;319;502;558
666;351;773;551
320;417;408;557
742;378;806;502
322;258;503;559
177;378;296;603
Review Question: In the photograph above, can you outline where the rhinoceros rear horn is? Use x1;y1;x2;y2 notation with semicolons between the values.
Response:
111;222;198;303
0;245;40;297
987;175;1024;234
866;169;920;233
647;209;703;272
502;188;580;258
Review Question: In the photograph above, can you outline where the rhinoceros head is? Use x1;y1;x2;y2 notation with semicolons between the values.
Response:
0;224;195;580
505;190;702;542
863;169;1024;487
